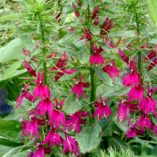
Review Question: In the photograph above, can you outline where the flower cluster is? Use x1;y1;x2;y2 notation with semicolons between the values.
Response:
118;49;157;138
17;56;90;156
16;1;157;157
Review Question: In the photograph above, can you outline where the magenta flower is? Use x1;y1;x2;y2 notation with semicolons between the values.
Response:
94;97;112;121
118;49;129;64
33;72;50;100
107;38;121;49
140;94;156;117
93;17;100;25
66;111;89;133
72;3;80;17
22;118;39;139
134;115;152;131
16;84;33;108
80;28;92;41
90;43;104;65
50;52;77;81
36;98;53;116
122;71;140;87
140;97;156;116
128;85;144;103
147;57;157;71
140;86;157;116
42;130;62;148
51;52;67;70
49;109;66;128
54;69;77;81
144;49;156;61
102;62;119;79
122;61;140;86
91;5;99;19
126;127;137;138
117;101;130;122
23;48;30;56
129;60;137;71
134;115;152;130
49;99;66;128
23;60;36;77
63;135;80;156
32;145;45;157
47;51;57;59
72;77;89;98
100;17;114;35
126;127;144;138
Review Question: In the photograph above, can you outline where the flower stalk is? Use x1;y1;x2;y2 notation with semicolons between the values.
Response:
134;4;142;74
38;14;48;85
89;41;96;105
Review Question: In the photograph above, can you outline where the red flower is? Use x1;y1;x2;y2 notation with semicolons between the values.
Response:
122;71;140;87
42;130;62;148
49;99;66;128
126;127;144;138
93;17;100;25
91;6;99;19
128;85;144;103
47;51;57;58
117;101;130;122
102;62;119;79
63;135;80;156
33;72;50;100
32;145;45;157
50;52;77;81
140;86;157;116
122;61;141;87
16;84;33;108
80;28;92;41
94;97;112;121
134;115;152;131
118;49;129;64
100;17;114;35
90;43;104;65
72;77;89;98
147;57;157;71
66;111;89;133
36;98;53;116
144;49;156;61
22;118;39;139
72;3;80;17
23;48;30;56
23;60;36;77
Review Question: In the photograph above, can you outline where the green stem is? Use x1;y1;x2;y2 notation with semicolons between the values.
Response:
134;5;142;74
89;42;96;105
87;4;96;114
39;14;48;85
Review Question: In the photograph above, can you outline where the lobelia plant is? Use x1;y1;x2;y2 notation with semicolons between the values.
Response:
15;0;157;156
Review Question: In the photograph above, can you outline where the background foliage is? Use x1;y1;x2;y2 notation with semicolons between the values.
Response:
1;0;157;156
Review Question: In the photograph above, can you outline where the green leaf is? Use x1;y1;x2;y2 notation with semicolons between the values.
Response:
89;25;100;35
0;14;20;23
0;144;15;157
80;47;90;64
75;122;101;153
0;38;31;63
146;0;157;27
0;120;22;142
96;84;129;99
0;61;26;81
2;146;23;157
63;95;82;114
95;67;113;86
